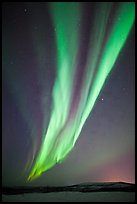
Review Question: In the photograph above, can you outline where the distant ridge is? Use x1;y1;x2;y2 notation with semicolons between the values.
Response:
2;182;135;195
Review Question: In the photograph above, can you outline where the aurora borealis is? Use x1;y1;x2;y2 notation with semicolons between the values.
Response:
2;2;135;186
27;2;135;181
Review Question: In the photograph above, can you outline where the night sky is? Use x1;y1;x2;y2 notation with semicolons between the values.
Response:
2;2;135;186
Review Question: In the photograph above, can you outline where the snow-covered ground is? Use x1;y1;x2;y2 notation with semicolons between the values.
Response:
2;192;135;202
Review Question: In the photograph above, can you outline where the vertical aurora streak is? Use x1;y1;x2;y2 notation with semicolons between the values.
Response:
28;2;135;181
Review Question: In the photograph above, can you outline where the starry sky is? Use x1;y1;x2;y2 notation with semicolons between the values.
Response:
2;2;135;186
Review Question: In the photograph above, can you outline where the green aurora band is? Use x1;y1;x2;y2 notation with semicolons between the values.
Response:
28;2;135;181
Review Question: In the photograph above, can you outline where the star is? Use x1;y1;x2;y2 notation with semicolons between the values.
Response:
13;19;17;23
34;26;38;30
101;98;104;101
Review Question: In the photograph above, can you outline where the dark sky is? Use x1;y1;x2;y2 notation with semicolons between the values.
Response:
2;2;135;186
